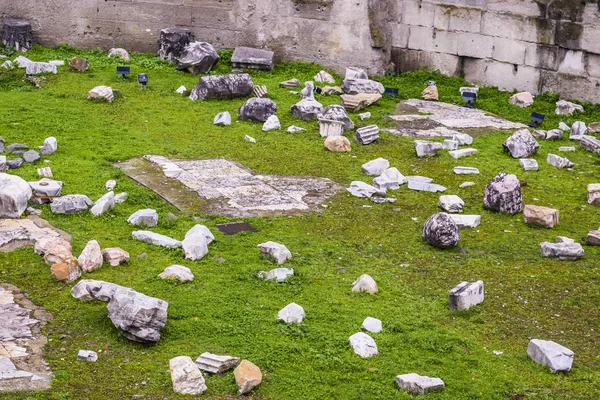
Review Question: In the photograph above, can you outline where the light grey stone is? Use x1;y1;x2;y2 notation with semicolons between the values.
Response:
509;92;533;107
108;48;129;60
407;176;433;183
23;150;40;163
558;146;576;152
422;212;460;249
503;129;539;158
170;356;207;395
449;148;477;159
291;98;323;121
105;180;116;190
262;115;281;131
448;214;481;229
287;126;306;133
244;135;256;143
132;231;181;249
13;56;31;68
349;332;378;358
258;241;291;264
588;184;600;205
541;237;583;261
77;350;98;362
547;154;574;169
484;173;523;215
580;136;600;153
586;229;600;246
314;70;335;84
528;339;574;373
362;158;389;176
373;168;406;190
300;81;315;100
558;122;570;131
555;100;583;116
439;195;464;213
1;60;14;69
351;274;378;294
354;125;380;145
532;130;546;139
25;62;57;75
37;166;52;178
319;120;345;138
453;167;479;174
279;79;300;89
408;181;446;193
90;191;115;216
449;281;484;311
231;47;274;72
258;267;294;282
41;137;57;155
396;373;445;395
347;181;382;198
520;159;539;171
7;158;22;170
127;209;158;227
114;192;128;203
459;182;475;189
415;140;442;158
453;133;474;146
0;174;32;217
71;279;122;302
214;112;231;126
195;353;240;374
159;265;194;282
29;179;62;204
88;86;113;102
317;105;353;130
186;225;214;244
345;67;368;80
361;317;382;333
569;121;587;140
182;225;211;261
238;98;277;122
341;79;384;95
443;140;459;150
358;112;371;120
277;303;305;323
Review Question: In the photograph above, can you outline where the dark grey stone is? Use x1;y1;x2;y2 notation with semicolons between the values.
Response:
189;74;254;101
238;98;277;122
6;144;28;152
157;27;195;62
231;47;274;72
422;212;460;249
2;18;33;52
176;42;220;74
7;158;23;169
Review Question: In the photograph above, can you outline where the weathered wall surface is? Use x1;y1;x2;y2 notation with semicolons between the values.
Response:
2;0;600;102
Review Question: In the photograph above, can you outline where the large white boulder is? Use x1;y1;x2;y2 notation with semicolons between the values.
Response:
257;241;291;264
0;174;32;218
348;332;378;358
527;339;574;373
277;303;305;323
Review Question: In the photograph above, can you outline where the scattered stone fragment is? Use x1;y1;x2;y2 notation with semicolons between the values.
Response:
253;85;268;98
359;112;371;120
570;121;587;140
341;93;381;112
545;129;563;140
361;317;382;333
559;122;570;131
324;136;351;152
7;143;29;152
231;47;274;72
443;140;459;150
341;78;384;95
503;129;540;158
1;60;14;69
195;353;240;374
439;195;464;213
449;148;477;159
448;214;481;229
558;146;575;152
348;332;378;358
113;192;128;204
509;92;534;107
48;60;65;66
373;168;406;190
132;231;181;249
422;212;460;249
321;86;343;95
234;360;262;394
519;159;539;171
69;57;89;72
540;237;583;261
190;74;254;101
408;180;446;193
291;97;323;121
484;173;523;215
345;67;368;80
453;133;474;146
50;195;93;214
319;120;345;137
176;85;186;94
459;182;475;189
580;136;600;153
421;84;438;101
104;180;116;191
262;115;281;131
547;154;574;169
102;248;129;267
258;241;291;264
127;209;158;227
532;130;546;139
108;48;130;60
588;184;600;205
586;229;600;246
317;105;354;130
279;79;300;88
588;122;600;133
177;41;219;74
50;259;81;283
524;205;559;228
159;265;194;282
396;373;445;395
415;140;442;158
37;167;52;179
314;70;335;84
88;86;114;102
214;112;231;126
77;350;98;362
0;173;32;218
25;62;57;75
277;303;305;323
258;267;294;282
287;126;306;133
453;167;479;175
23;150;40;163
245;135;256;143
528;339;574;373
182;224;213;261
238;98;277;122
351;274;378;294
90;191;115;216
169;356;207;395
555;100;583;116
355;125;380;145
347;181;381;198
449;281;484;311
362;158;389;176
78;240;103;273
29;179;62;204
41;137;57;156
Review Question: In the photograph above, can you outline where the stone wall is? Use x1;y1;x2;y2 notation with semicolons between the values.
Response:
2;0;600;102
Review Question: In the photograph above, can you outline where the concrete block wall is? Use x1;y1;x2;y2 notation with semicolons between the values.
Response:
391;0;600;103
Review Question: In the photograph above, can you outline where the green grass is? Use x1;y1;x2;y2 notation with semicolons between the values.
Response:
1;45;600;400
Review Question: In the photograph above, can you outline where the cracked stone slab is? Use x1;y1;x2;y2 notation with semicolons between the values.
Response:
0;283;52;391
117;156;343;218
0;216;71;253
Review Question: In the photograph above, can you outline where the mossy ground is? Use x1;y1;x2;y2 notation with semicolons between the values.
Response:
0;45;599;400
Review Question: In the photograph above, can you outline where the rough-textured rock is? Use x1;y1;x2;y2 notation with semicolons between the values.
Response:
157;27;195;62
314;70;335;84
41;137;57;156
176;42;219;74
190;74;253;101
532;130;546;139
545;129;563;140
277;303;305;323
443;139;459;150
509;92;534;107
107;181;116;190
396;373;445;395
102;248;129;267
347;182;381;198
88;86;114;102
355;125;380;145
559;122;570;131
453;133;474;146
503;129;540;158
449;281;484;311
361;317;382;333
132;231;181;249
159;265;194;282
50;260;81;283
422;213;460;249
169;356;207;395
23;150;40;163
580;136;600;153
319;120;345;137
588;122;600;133
78;240;103;273
449;148;477;159
555;100;583;116
50;195;93;214
0;174;32;218
321;85;343;95
351;274;378;294
341;93;382;112
71;279;121;302
362;158;389;176
438;195;464;213
253;85;268;98
108;48;130;60
359;112;371;120
287;126;306;133
3;18;33;51
408;180;447;193
258;268;294;282
520;159;539;171
421;85;439;101
483;173;523;215
449;214;481;229
262;115;281;131
195;353;240;374
291;98;323;121
345;67;368;80
541;237;583;261
547;154;574;169
559;146;576;152
453;166;479;174
25;62;57;75
279;79;300;88
258;241;291;264
182;225;212;261
69;57;89;72
7;158;23;170
77;350;98;362
238;98;277;122
90;191;115;216
231;47;274;72
234;360;262;394
373;168;406;190
524;205;559;228
348;332;378;358
415;140;443;158
569;121;587;141
341;79;384;95
214;111;231;127
588;184;600;205
317;105;353;130
586;229;600;246
127;209;158;227
29;179;62;205
324;136;351;152
528;339;574;373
